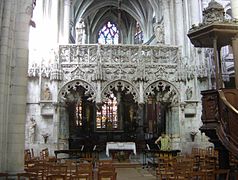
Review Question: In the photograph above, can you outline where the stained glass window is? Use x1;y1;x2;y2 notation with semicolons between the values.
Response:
98;21;119;44
96;94;118;130
75;99;82;127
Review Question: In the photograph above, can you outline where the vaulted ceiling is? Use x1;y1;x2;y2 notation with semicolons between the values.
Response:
71;0;162;43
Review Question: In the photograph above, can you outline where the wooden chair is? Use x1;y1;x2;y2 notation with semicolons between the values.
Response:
71;172;91;180
48;165;67;176
63;160;77;177
46;174;67;180
32;161;53;179
213;169;230;180
156;156;176;179
41;148;56;162
17;172;38;180
98;171;117;180
98;159;113;167
0;173;8;179
76;163;93;180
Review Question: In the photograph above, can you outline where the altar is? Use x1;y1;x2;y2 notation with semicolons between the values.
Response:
106;142;136;157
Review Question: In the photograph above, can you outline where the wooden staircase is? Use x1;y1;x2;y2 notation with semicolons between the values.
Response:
200;89;238;168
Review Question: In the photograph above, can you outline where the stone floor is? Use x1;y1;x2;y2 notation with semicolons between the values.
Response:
116;167;156;180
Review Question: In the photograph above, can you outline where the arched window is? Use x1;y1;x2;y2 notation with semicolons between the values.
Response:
98;21;119;44
96;94;118;130
75;99;83;127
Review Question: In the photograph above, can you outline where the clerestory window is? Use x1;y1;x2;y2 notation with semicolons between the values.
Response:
98;21;119;44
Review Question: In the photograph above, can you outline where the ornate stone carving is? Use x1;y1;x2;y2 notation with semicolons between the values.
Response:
202;0;224;24
102;80;139;103
50;63;63;81
58;44;182;86
43;84;52;100
56;44;187;104
196;63;208;80
29;117;36;143
59;80;96;102
185;86;193;100
154;22;165;44
28;63;40;77
144;81;179;105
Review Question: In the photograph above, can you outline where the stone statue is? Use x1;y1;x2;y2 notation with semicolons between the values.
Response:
43;84;52;100
186;86;193;100
76;18;85;44
154;22;165;44
29;117;36;143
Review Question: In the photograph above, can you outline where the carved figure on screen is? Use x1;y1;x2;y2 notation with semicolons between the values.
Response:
76;18;85;44
29;117;36;143
43;84;52;100
154;22;165;44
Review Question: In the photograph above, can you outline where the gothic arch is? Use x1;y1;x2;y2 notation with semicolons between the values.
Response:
58;79;96;102
144;80;179;106
101;79;139;103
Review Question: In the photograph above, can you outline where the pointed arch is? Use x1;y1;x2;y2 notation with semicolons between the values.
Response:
101;79;139;103
144;80;179;106
58;79;96;102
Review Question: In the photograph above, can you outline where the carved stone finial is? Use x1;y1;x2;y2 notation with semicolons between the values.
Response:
202;0;224;24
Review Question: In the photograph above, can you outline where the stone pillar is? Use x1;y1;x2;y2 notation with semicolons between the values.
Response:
175;0;184;55
0;0;12;171
0;0;32;173
190;0;200;25
231;0;238;19
171;106;180;136
163;0;171;44
63;0;71;43
232;36;238;88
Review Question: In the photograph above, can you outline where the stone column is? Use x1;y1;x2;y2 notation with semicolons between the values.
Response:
63;0;71;43
58;103;69;149
3;0;31;173
163;0;171;44
175;0;185;55
190;0;200;25
231;0;238;19
232;36;238;88
0;0;12;171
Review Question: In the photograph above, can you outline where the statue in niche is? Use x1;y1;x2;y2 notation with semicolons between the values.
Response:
185;86;193;100
29;117;36;143
129;106;134;121
76;18;85;44
154;22;165;44
43;84;52;100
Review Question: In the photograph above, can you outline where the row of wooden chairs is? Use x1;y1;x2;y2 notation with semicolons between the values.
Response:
156;154;229;180
25;161;92;180
23;159;117;180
